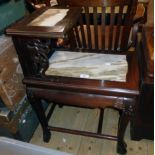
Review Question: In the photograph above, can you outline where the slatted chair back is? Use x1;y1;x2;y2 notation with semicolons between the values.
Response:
58;0;138;52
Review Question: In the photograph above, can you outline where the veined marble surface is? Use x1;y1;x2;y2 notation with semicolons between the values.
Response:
45;51;128;82
29;9;68;27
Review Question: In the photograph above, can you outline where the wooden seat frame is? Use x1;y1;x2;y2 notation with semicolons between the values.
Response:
8;0;141;154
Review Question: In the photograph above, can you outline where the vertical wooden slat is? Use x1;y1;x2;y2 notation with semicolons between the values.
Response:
79;14;87;48
114;6;123;51
69;29;77;49
93;6;98;49
120;5;132;50
108;6;115;50
74;26;82;48
124;5;131;25
120;25;131;50
85;7;92;49
101;7;106;50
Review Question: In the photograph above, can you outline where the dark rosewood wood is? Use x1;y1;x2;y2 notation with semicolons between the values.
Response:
134;1;149;24
44;0;51;6
48;126;118;141
131;26;154;140
74;26;82;48
93;6;98;50
58;0;133;7
6;7;81;38
108;6;115;50
79;15;87;48
142;27;154;78
114;6;123;50
68;29;77;49
97;108;104;134
6;1;140;154
85;7;92;49
46;103;56;122
26;89;51;142
58;0;138;51
101;7;106;50
117;113;130;154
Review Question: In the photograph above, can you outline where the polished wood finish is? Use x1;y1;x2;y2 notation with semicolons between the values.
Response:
6;7;81;38
97;109;104;134
48;126;118;141
131;26;154;140
6;1;140;154
58;0;135;7
142;27;154;77
58;0;138;51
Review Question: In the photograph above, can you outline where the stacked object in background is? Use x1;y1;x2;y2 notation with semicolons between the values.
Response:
0;36;44;142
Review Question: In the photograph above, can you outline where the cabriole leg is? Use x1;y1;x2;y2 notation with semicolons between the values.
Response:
26;88;51;142
117;98;135;154
117;112;129;154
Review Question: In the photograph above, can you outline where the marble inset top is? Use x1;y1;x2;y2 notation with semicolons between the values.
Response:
45;51;128;82
29;9;68;27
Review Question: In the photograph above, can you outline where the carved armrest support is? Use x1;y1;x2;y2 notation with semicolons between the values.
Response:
26;39;51;77
114;98;135;116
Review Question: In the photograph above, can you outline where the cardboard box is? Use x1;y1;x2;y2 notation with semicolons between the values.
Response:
0;36;25;110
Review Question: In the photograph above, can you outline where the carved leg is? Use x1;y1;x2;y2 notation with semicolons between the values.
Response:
117;98;134;154
26;89;51;142
117;112;130;154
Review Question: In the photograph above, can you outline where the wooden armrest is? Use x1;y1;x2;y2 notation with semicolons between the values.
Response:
134;1;149;24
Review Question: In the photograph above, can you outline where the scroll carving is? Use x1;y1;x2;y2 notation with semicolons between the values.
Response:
27;39;51;76
123;98;135;116
114;97;135;116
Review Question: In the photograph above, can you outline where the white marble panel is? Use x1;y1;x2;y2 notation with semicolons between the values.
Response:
45;51;128;82
29;9;68;27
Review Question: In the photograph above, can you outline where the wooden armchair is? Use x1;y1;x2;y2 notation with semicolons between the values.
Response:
7;0;140;154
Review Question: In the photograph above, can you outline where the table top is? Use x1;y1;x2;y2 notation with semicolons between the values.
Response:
6;7;81;38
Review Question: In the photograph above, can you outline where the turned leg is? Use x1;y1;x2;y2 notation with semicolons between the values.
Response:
26;89;51;142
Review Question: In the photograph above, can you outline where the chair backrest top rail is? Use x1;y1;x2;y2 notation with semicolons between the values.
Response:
58;0;137;8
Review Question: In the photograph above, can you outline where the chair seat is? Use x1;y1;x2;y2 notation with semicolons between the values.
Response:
45;51;128;82
24;50;139;97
